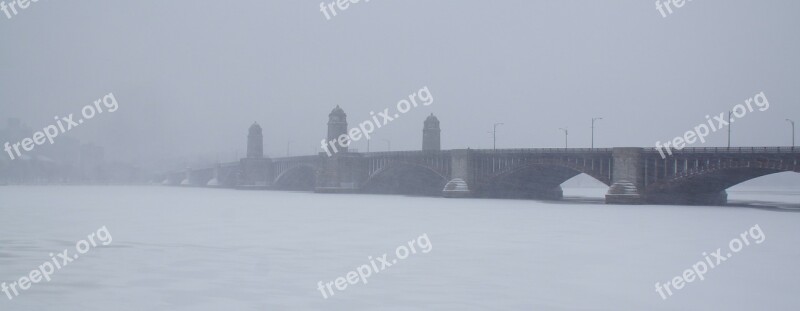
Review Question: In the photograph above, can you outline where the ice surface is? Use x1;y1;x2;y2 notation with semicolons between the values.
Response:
0;186;798;310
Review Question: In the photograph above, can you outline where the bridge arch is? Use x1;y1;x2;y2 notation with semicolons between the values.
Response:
469;151;614;198
218;169;239;188
273;164;317;191
653;168;793;191
478;162;610;200
643;157;799;204
730;170;800;188
361;162;448;196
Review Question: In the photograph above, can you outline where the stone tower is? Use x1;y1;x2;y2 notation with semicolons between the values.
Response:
327;105;348;153
247;122;263;158
422;113;441;151
240;122;271;188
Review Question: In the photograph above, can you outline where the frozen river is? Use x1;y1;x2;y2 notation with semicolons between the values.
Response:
0;186;798;310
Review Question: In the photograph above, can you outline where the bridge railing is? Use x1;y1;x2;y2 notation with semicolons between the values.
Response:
473;148;613;154
644;146;799;154
161;161;240;175
361;150;450;158
317;148;615;157
219;161;240;168
272;155;320;162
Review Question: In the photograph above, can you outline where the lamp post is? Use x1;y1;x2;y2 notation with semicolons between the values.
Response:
787;119;796;148
491;122;504;151
727;111;732;148
559;127;569;148
286;141;293;156
366;138;370;153
383;139;391;151
591;117;602;149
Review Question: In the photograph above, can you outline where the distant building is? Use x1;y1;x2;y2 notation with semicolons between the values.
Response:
0;117;125;184
0;118;31;145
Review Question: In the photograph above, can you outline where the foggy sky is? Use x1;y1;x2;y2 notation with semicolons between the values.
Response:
1;1;798;164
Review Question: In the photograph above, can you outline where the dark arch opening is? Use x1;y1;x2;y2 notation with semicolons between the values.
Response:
655;168;788;194
480;165;581;200
647;168;799;205
220;170;239;188
362;164;447;196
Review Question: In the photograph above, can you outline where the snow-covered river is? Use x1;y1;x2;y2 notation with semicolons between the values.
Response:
0;186;798;310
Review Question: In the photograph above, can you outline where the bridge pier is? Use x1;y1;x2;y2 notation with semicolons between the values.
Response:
180;169;192;186
605;148;645;204
443;150;472;198
315;153;365;193
207;164;222;187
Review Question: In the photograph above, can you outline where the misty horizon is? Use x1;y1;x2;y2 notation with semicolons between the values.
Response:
2;1;798;166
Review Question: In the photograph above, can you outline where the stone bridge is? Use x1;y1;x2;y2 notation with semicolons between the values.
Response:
158;107;800;205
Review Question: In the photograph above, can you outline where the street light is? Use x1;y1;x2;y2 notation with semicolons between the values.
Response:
591;117;603;149
286;140;293;156
727;111;732;148
383;139;391;151
559;127;569;148
787;119;795;148
491;122;504;151
366;137;370;153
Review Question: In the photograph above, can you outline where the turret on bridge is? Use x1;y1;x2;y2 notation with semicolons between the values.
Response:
423;114;441;151
239;122;272;189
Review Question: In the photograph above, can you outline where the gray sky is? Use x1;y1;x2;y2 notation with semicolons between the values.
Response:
1;1;798;163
